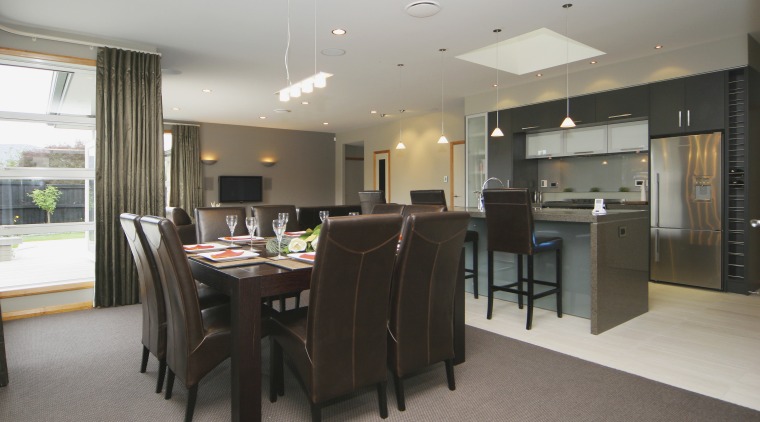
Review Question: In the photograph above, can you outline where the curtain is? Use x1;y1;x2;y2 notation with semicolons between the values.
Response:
169;125;203;213
95;47;164;307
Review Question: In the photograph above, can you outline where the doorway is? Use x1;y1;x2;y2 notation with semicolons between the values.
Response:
450;141;465;208
343;143;364;204
373;150;390;202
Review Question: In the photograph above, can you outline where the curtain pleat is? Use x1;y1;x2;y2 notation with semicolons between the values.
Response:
169;126;203;213
95;47;164;307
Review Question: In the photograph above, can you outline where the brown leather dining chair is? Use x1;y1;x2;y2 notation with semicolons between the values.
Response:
358;190;386;214
194;207;247;243
166;207;197;244
482;188;562;330
139;215;236;422
410;189;481;299
251;205;299;237
370;203;405;215
388;211;470;411
269;214;403;422
120;213;228;395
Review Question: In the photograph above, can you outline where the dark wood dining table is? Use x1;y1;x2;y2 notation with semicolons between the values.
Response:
188;248;465;422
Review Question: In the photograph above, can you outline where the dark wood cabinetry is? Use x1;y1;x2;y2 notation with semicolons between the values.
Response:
567;95;596;126
511;100;564;132
649;72;725;137
596;85;649;122
487;110;513;185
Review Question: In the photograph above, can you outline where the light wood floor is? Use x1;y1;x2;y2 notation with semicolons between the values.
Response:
465;282;760;411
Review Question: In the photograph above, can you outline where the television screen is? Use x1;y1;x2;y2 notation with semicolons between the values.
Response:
219;176;263;203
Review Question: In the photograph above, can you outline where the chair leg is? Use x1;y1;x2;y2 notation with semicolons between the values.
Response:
393;373;406;411
185;385;198;422
310;402;322;422
516;254;524;309
165;369;175;400
295;293;301;309
486;251;494;319
156;359;167;394
140;346;149;373
526;256;534;330
269;338;278;403
472;240;479;299
279;296;286;311
556;248;563;318
445;359;456;391
377;381;389;419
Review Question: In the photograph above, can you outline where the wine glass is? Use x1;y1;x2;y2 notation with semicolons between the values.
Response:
225;215;238;247
272;218;286;259
245;216;257;251
278;212;289;231
319;210;329;223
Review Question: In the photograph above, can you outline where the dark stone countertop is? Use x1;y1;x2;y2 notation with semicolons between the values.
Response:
452;207;648;223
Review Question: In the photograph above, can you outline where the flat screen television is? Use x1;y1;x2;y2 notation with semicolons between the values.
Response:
219;176;263;203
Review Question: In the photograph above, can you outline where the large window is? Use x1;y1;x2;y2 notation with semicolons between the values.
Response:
0;53;96;290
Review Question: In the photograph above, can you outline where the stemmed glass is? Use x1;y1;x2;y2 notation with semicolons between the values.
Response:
278;212;289;231
225;215;238;247
319;210;329;223
272;218;286;260
245;216;257;251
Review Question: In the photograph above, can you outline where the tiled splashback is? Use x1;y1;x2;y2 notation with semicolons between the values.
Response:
538;153;649;201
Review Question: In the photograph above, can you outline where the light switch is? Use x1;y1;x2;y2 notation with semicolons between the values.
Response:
443;176;448;183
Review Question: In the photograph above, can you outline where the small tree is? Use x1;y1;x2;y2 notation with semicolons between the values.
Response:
28;186;63;224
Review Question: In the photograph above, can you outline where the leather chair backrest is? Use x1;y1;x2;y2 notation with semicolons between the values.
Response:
140;216;205;379
358;190;386;215
388;211;469;377
409;189;448;211
251;205;299;236
401;204;446;218
371;203;404;215
483;188;535;255
195;207;247;243
119;213;167;359
166;207;197;244
306;214;403;402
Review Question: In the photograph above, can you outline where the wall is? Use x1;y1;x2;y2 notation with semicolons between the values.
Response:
465;35;749;116
343;144;364;204
334;105;465;205
198;123;335;208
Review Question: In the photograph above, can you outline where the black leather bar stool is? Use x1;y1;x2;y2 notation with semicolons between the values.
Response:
409;189;480;298
482;188;562;330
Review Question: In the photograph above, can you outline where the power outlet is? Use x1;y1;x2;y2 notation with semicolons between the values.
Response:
550;182;559;188
540;180;548;188
443;176;448;183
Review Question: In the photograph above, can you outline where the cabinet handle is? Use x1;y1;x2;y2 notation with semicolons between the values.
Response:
573;151;595;155
608;113;632;119
678;110;682;127
521;125;540;130
654;229;660;262
620;147;645;151
687;109;691;127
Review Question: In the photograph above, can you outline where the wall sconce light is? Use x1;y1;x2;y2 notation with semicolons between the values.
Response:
260;158;278;167
200;158;218;165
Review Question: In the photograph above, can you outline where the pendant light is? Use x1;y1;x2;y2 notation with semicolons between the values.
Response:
560;3;576;128
437;48;449;144
395;64;407;150
491;29;504;137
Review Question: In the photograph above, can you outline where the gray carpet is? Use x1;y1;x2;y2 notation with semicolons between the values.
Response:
0;305;758;421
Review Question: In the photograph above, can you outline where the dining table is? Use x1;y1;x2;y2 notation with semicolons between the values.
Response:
188;242;466;422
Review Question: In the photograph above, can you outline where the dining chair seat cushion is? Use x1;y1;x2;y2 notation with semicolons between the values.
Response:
196;282;230;312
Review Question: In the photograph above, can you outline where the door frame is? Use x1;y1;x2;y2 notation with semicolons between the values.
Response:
373;150;390;202
449;141;465;209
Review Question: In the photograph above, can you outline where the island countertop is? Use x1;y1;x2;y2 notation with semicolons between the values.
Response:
453;207;647;223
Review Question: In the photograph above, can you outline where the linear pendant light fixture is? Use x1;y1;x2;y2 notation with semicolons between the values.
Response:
491;29;504;137
277;0;332;102
560;3;576;128
437;48;449;144
396;63;407;150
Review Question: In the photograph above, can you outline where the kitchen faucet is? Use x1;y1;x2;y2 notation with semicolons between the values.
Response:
477;177;505;211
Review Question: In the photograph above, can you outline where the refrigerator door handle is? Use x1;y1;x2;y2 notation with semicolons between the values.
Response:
655;173;660;227
687;109;691;127
654;229;660;262
678;110;682;128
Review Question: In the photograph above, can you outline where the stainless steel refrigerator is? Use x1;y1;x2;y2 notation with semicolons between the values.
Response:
650;132;722;289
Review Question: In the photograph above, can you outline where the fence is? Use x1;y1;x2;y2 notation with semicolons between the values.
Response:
0;180;86;225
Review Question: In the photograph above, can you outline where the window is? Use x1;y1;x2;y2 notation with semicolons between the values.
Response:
0;52;96;290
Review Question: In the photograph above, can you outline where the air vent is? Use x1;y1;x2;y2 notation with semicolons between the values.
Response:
405;1;441;18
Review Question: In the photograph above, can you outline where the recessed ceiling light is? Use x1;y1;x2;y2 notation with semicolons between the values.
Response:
370;110;377;114
171;107;181;111
536;73;542;77
259;116;267;119
321;48;346;56
301;101;309;105
331;29;346;35
590;60;597;64
323;122;329;125
654;45;663;49
202;89;212;93
492;83;498;87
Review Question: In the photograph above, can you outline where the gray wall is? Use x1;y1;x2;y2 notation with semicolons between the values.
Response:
199;123;336;208
343;144;364;204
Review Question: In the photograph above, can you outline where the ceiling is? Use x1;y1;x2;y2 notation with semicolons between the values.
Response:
1;0;759;134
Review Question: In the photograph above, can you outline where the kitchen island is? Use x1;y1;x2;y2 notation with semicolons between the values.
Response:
457;207;649;334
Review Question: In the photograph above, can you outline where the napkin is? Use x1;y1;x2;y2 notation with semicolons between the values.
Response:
211;250;244;259
223;236;250;241
299;253;316;261
183;244;215;251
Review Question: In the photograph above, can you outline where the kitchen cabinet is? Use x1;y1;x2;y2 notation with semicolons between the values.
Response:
487;110;514;189
526;131;564;158
466;113;487;208
649;72;725;137
565;126;607;155
565;94;596;126
608;121;649;153
596;85;649;122
512;100;565;132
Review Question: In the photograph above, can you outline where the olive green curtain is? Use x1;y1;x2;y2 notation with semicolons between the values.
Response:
169;125;203;213
95;47;164;307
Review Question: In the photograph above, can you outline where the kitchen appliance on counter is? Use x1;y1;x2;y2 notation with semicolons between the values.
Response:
650;132;722;289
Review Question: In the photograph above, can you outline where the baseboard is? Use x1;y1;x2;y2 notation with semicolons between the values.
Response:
0;281;95;299
2;301;93;321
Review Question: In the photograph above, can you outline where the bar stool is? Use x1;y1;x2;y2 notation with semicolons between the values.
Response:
482;188;562;330
409;189;480;298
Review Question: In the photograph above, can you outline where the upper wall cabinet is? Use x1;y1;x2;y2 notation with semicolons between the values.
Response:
649;72;725;137
596;85;649;122
608;121;649;153
564;126;608;155
566;95;596;126
512;100;565;132
526;131;564;158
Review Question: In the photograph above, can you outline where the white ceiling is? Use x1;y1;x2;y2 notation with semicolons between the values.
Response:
1;0;758;134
